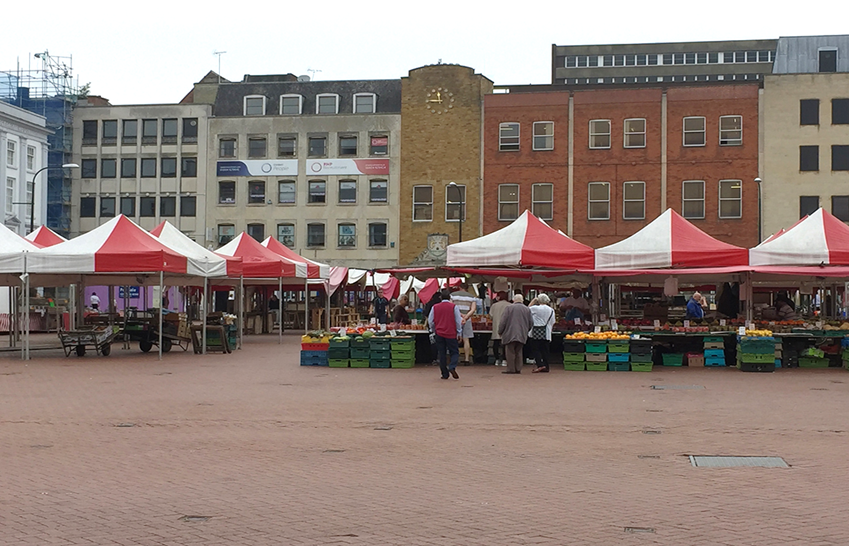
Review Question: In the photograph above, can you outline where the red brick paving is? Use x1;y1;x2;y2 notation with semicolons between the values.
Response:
1;334;849;545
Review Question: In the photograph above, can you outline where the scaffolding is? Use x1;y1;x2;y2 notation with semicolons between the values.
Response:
1;52;82;237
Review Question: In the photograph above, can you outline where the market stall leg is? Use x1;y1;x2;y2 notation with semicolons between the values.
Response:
202;278;208;355
304;277;309;334
278;277;282;345
158;271;163;361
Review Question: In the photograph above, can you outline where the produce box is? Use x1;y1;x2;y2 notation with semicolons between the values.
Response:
608;353;630;362
350;359;369;368
329;337;350;347
351;337;371;348
562;352;586;362
328;359;349;368
705;357;726;367
585;352;607;362
585;342;608;353
390;337;415;349
738;338;777;354
799;356;829;368
630;340;653;355
704;349;725;359
370;338;392;351
562;341;585;353
608;342;630;353
391;359;415;369
563;362;586;371
301;342;329;351
686;353;704;366
703;336;724;343
300;351;329;366
662;353;684;366
369;350;391;361
630;352;653;363
608;363;630;371
703;341;725;350
585;362;608;371
738;352;775;363
369;360;391;368
631;362;653;372
350;347;370;360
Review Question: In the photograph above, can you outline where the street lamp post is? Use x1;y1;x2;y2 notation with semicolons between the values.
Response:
29;163;78;234
754;177;762;244
447;181;464;243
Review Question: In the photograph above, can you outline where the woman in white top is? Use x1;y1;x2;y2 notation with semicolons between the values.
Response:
528;293;556;373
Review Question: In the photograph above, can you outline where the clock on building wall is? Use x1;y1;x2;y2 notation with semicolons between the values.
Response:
425;87;455;114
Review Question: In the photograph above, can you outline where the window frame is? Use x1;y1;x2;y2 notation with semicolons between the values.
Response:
246;223;265;242
218;224;235;246
800;99;820;126
308;136;327;157
218;181;236;205
161;118;178;143
369;179;388;204
120;158;136;178
800;145;820;172
159;196;177;217
337;223;357;248
338;179;357;204
445;184;466;222
832;145;849;172
102;120;118;145
219;137;237;158
623;118;647;148
306;223;326;247
718;179;743;219
247;136;267;158
277;135;297;157
139;196;156;217
243;95;267;116
683;116;706;147
412;185;433;222
120;196;135;216
339;135;358;156
832;196;849;222
353;93;376;114
99;196;116;218
719;115;743;146
277;180;296;204
818;48;838;73
368;222;388;247
833;99;849;125
532;121;554;151
101;158;117;178
370;134;388;156
499;122;520;152
6;140;16;167
316;93;340;114
682;180;706;220
180;195;196;217
81;159;97;179
308;180;327;204
181;118;198;142
277;223;295;248
587;181;611;220
589;119;612;149
79;196;96;218
248;180;266;204
181;157;197;178
82;120;98;144
800;196;820;218
531;183;554;221
140;157;157;178
142;119;158;144
280;94;303;115
160;157;177;178
121;119;138;145
26;145;35;171
622;181;646;220
497;183;520;222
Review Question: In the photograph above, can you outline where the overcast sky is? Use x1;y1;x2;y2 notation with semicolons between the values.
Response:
3;0;847;105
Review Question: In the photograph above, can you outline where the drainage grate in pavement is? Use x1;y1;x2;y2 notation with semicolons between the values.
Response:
179;515;211;522
374;426;393;430
811;388;828;391
637;455;660;459
645;409;663;412
323;449;346;453
30;444;53;449
625;527;655;533
114;423;136;428
651;385;704;390
689;456;789;468
642;429;662;434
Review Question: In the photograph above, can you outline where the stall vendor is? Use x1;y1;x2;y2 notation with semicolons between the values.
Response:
776;298;798;321
686;292;705;320
559;288;590;321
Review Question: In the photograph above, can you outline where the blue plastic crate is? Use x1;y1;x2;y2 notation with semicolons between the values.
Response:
705;357;726;367
301;350;328;359
300;356;329;366
841;338;849;348
608;353;630;362
704;349;725;358
775;358;782;368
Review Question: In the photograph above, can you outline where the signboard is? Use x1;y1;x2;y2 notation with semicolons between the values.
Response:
216;160;297;177
306;159;389;176
118;286;140;299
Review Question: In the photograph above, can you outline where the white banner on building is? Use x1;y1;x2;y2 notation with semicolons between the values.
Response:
306;159;389;176
216;160;298;177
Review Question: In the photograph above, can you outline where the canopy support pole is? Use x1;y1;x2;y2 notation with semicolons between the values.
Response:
202;278;208;355
278;277;283;345
305;277;309;334
158;270;163;361
744;271;753;324
23;265;30;361
325;286;330;331
239;276;244;350
591;277;600;324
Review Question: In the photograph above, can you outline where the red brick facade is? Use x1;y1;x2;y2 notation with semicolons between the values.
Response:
483;84;760;249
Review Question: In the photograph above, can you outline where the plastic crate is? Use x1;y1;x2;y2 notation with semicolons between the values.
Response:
703;342;725;350
370;351;391;361
738;353;775;363
630;345;653;356
370;338;392;350
608;343;630;353
300;352;329;366
350;359;370;368
329;337;350;347
328;359;349;368
585;352;607;362
739;339;777;353
390;337;415;349
687;355;705;367
563;362;586;371
630;352;653;363
585;362;608;371
662;353;684;366
585;342;608;353
705;357;726;367
350;347;370;360
631;362;653;372
562;341;585;353
630;339;653;351
738;361;776;372
703;336;724;343
301;342;329;351
704;349;725;359
370;360;391;368
391;345;415;356
328;348;350;360
562;352;586;362
775;359;782;368
391;360;415;369
799;357;829;368
608;363;630;371
351;338;371;348
608;353;630;362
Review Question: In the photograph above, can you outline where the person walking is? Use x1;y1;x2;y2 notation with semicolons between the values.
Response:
90;292;101;311
497;294;534;374
428;289;462;380
423;291;443;365
450;284;478;365
489;291;511;366
529;293;556;373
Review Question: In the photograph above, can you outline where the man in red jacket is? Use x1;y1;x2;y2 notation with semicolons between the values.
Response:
427;289;462;379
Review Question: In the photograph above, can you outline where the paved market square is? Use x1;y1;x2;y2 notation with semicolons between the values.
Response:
2;334;849;545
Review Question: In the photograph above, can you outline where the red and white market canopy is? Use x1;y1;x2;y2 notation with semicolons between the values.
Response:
595;208;749;269
151;221;242;278
216;233;307;279
0;222;40;273
446;210;595;269
26;225;67;247
261;237;330;279
749;208;849;266
27;215;188;274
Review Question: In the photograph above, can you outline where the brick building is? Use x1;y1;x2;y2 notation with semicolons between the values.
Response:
484;82;760;248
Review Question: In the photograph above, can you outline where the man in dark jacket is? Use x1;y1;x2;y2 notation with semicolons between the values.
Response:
497;294;534;374
427;289;462;380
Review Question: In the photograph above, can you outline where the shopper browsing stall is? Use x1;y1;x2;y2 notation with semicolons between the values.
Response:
450;284;478;365
529;294;556;373
498;294;534;374
489;291;510;366
686;292;705;320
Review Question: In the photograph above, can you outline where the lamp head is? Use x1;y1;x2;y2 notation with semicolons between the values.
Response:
754;177;762;183
62;163;80;169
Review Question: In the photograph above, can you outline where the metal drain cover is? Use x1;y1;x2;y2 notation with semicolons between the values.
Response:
689;456;789;468
625;527;655;533
179;515;211;522
651;385;704;390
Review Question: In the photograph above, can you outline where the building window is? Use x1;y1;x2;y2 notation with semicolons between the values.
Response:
180;195;196;217
339;179;357;203
6;140;16;166
316;94;339;114
718;180;742;219
624;118;646;148
498;184;520;221
102;120;118;145
81;159;97;178
80;196;95;218
499;122;520;151
280;95;303;115
121;158;136;178
588;182;610;220
339;135;358;156
353;93;376;113
140;196;156;217
338;223;356;247
533;121;554;151
307;223;325;247
833;99;849;125
445;184;466;221
25;181;32;217
160;196;176;217
819;49;837;73
368;223;387;247
219;138;236;158
413;185;433;221
140;158;156;178
278;181;296;204
82;120;98;145
800;145;820;171
532;183;553;220
800;196;819;218
277;224;295;247
248;181;265;204
622;181;645;220
26;146;35;171
142;119;157;144
161;157;177;178
219;181;236;204
833;145;849;171
589;120;611;149
182;118;198;143
682;181;705;219
248;137;267;158
278;136;296;157
162;119;177;143
247;223;265;241
244;95;266;116
800;99;820;126
122;120;138;145
308;136;326;157
683;116;706;146
308;180;326;203
181;157;197;177
101;159;116;178
832;196;849;222
218;224;235;246
369;179;388;203
370;135;388;155
719;115;742;146
120;196;135;216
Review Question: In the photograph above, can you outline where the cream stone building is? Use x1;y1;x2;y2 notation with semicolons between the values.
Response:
762;36;849;239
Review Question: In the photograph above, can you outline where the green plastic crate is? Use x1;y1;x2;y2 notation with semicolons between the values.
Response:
608;363;630;371
328;348;350;360
607;343;630;353
351;338;371;348
350;359;370;368
631;362;653;372
738;352;775;363
370;350;391;361
391;360;415;369
703;336;724;343
390;337;415;349
563;362;586;371
370;360;391;368
630;352;653;363
329;337;350;347
585;342;608;353
328;359;349;368
586;362;608;371
799;357;829;368
738;339;776;353
391;346;415;357
562;352;586;362
662;353;684;366
350;347;370;360
370;338;392;350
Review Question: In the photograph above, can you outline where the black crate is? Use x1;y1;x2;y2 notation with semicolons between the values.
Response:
739;361;776;373
561;341;585;353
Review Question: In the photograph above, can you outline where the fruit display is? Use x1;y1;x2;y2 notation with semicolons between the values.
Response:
302;331;332;343
564;331;631;340
744;329;773;338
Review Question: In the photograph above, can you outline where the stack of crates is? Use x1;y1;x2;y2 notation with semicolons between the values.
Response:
585;341;608;371
300;339;329;366
328;336;350;368
607;339;630;371
562;338;586;371
369;336;392;368
630;339;653;372
842;338;849;370
662;353;684;366
390;336;415;368
703;336;726;366
774;339;783;368
798;346;829;369
350;336;371;368
737;336;777;372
